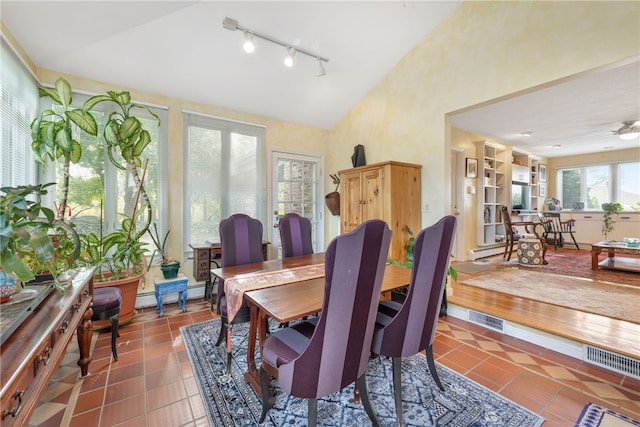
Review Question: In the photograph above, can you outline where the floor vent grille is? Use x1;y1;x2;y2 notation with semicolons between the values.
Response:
467;310;506;333
583;345;640;379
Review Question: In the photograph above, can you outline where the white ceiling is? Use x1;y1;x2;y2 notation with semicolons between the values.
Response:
451;61;640;158
0;0;459;129
2;1;639;158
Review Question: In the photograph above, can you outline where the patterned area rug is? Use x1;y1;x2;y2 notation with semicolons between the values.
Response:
502;247;640;287
574;403;640;426
180;319;544;427
461;269;640;323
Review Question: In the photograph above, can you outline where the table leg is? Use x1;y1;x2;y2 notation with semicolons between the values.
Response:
77;307;93;377
591;247;602;270
158;294;164;317
244;303;274;406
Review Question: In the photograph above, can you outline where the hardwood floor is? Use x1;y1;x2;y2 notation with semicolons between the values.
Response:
449;277;640;360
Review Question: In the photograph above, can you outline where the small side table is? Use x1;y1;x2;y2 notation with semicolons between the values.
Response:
154;273;188;317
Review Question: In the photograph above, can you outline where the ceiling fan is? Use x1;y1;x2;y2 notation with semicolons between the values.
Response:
612;120;640;140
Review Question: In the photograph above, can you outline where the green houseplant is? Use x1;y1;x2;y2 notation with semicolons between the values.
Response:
148;223;180;279
31;77;159;324
601;202;624;240
0;183;79;291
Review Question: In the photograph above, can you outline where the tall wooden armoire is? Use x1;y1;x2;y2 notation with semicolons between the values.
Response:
339;161;421;263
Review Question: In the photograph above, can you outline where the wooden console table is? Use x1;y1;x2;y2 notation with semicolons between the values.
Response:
189;241;269;300
1;268;94;426
591;241;640;272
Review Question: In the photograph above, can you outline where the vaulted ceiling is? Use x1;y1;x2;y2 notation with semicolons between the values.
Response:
2;1;638;158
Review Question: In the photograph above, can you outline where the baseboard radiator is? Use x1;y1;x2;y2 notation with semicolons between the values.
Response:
467;310;506;333
583;345;640;379
468;244;505;261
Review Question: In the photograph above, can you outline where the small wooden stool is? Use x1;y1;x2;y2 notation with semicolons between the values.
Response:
154;274;188;317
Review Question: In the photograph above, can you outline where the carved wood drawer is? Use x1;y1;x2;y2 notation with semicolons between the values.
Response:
1;363;33;425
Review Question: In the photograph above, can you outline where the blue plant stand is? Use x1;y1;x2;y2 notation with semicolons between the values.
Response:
154;273;188;317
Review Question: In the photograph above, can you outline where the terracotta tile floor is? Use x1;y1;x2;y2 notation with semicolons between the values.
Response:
28;299;640;427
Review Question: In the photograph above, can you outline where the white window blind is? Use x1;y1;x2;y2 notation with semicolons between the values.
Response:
1;38;38;188
182;112;266;254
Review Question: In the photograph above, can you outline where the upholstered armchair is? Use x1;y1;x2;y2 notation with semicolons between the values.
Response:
216;213;264;375
278;212;314;258
258;219;392;426
369;215;456;426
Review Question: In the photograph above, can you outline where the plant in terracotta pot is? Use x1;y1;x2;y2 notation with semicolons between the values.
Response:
325;172;340;216
148;223;180;279
32;77;160;324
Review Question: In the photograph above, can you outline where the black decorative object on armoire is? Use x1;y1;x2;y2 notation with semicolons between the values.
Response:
351;144;366;167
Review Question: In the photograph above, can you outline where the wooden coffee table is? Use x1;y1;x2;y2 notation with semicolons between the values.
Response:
591;241;640;272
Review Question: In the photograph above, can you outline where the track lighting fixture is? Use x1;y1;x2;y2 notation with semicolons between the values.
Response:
284;48;296;67
223;17;329;76
242;31;255;54
316;58;326;77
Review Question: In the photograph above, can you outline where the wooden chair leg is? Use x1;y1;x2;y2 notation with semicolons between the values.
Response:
426;345;444;391
109;313;119;361
358;374;381;427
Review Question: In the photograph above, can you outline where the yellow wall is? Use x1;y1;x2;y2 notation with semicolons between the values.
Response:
327;1;639;258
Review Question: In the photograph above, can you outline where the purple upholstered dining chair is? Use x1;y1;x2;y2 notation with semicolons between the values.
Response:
370;215;456;426
278;212;314;258
215;213;264;375
258;219;392;426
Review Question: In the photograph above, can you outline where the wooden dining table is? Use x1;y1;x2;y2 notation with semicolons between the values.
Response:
211;255;412;398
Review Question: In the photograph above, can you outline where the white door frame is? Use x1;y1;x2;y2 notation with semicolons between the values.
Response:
269;148;325;254
451;147;465;261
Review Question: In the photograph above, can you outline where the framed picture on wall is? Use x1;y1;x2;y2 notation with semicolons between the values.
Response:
465;158;478;178
540;183;546;197
539;164;548;183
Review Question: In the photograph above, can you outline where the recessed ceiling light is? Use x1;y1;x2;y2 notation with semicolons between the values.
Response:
603;146;615;150
520;132;533;137
552;144;561;148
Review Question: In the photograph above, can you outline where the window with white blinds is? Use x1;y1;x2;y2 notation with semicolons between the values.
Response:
182;112;266;254
1;38;38;188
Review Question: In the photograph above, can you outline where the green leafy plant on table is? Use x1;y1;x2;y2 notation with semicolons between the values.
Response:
0;183;79;290
148;223;180;279
601;202;623;240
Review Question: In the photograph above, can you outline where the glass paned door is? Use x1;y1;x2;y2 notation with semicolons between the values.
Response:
270;150;323;256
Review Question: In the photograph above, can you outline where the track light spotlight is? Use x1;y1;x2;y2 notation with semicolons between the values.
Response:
223;17;329;76
316;58;326;77
243;31;255;53
284;48;296;67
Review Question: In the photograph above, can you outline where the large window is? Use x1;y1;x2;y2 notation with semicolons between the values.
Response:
557;162;640;210
183;112;266;253
1;38;38;188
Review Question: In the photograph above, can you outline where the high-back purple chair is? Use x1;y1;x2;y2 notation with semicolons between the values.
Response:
370;215;456;426
258;219;392;426
215;213;264;374
278;212;314;258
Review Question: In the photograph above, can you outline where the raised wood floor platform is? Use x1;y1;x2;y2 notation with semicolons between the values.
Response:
448;272;640;361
